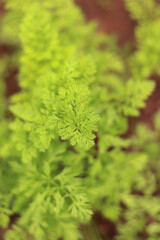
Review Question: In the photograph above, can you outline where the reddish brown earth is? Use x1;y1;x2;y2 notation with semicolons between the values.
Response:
76;0;137;45
0;0;160;239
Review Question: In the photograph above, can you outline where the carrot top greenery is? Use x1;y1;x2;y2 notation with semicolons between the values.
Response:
0;0;160;239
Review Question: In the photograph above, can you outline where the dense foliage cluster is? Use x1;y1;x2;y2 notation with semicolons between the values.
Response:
0;0;160;239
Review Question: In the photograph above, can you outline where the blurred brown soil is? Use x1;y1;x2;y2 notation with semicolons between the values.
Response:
76;0;136;45
0;0;160;239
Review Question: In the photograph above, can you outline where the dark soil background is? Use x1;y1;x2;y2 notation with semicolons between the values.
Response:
0;0;160;239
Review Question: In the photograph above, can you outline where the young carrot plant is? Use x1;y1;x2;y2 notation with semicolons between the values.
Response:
0;0;159;239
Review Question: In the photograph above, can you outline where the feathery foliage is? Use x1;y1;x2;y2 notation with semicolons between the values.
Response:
0;0;159;239
117;111;160;240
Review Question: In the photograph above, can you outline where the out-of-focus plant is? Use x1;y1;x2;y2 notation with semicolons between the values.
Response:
117;111;160;240
126;0;160;77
